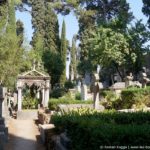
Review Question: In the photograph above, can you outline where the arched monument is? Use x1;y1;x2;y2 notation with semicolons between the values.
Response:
16;66;50;111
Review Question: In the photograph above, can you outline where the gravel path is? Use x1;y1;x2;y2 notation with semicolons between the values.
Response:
5;119;45;150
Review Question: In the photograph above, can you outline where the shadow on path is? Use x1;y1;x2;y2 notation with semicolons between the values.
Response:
4;119;45;150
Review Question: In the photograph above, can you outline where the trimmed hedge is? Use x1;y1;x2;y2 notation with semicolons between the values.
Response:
101;87;150;109
51;109;150;150
48;99;93;110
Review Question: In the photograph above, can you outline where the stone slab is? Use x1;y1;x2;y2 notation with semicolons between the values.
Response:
39;124;55;143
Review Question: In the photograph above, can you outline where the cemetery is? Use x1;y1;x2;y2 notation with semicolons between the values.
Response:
1;0;150;150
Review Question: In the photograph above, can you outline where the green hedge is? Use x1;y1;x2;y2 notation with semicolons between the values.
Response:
101;87;150;109
48;99;93;110
120;87;150;109
51;109;150;150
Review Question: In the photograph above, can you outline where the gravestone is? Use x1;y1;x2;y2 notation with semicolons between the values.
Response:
92;73;103;110
81;84;87;100
76;81;81;92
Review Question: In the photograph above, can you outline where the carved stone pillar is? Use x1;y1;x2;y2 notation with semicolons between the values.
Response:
18;87;22;111
42;87;45;106
44;80;50;107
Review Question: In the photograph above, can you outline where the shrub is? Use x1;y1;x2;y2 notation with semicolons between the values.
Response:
22;96;38;109
101;87;150;110
120;87;150;109
64;81;75;89
101;90;118;109
51;109;150;150
75;92;81;100
48;99;93;110
50;87;67;98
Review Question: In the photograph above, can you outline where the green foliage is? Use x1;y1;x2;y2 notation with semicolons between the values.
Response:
64;80;75;89
50;87;66;99
31;0;45;46
120;87;150;109
44;4;60;52
0;32;24;87
22;96;38;109
88;27;129;68
51;109;150;149
60;20;67;85
101;90;118;109
42;51;63;86
70;36;77;80
101;87;150;110
16;19;24;46
142;0;150;28
49;99;92;110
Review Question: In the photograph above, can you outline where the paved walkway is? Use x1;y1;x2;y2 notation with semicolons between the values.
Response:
5;119;45;150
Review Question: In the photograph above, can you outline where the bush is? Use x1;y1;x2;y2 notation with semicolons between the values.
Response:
120;87;150;109
48;99;93;110
75;92;81;100
64;81;75;89
50;87;67;98
22;96;38;109
101;90;118;109
101;87;150;110
51;109;150;150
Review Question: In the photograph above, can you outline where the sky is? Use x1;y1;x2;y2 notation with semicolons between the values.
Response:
15;0;148;45
15;0;148;78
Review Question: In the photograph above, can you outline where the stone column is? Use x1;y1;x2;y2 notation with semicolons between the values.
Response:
44;80;50;107
18;87;22;111
42;87;45;106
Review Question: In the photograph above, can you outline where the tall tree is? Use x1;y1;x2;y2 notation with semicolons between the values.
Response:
42;3;62;86
142;0;150;28
31;0;45;47
44;4;60;52
70;36;77;81
60;20;67;85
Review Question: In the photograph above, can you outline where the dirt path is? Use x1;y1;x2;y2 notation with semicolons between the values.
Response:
5;119;45;150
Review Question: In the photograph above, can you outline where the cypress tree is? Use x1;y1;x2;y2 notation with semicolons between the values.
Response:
44;4;60;52
60;20;67;85
31;0;45;47
70;36;77;81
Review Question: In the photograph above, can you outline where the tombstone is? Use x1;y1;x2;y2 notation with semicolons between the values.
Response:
92;73;103;110
81;84;88;101
125;72;133;88
77;81;81;92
